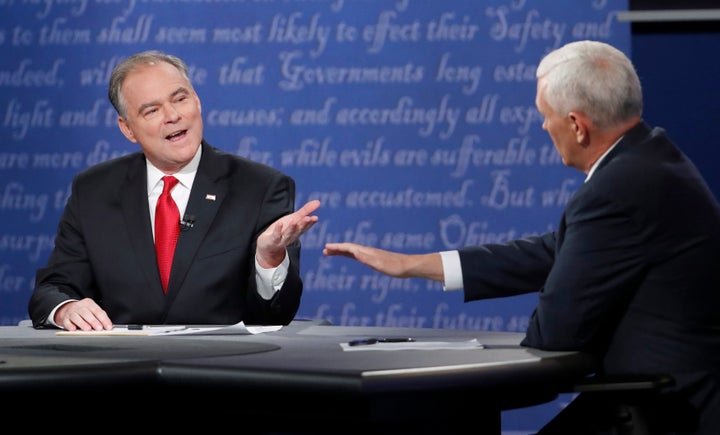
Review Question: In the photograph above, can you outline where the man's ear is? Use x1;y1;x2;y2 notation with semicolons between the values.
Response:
117;117;138;143
568;111;590;145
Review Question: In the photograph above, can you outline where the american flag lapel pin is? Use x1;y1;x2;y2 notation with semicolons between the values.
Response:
206;194;216;201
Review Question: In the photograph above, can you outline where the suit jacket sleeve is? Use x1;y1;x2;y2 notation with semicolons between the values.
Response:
242;171;304;325
458;184;647;354
522;183;648;352
29;174;96;327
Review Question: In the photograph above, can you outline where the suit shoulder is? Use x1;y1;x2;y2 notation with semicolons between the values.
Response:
74;152;144;184
205;144;290;180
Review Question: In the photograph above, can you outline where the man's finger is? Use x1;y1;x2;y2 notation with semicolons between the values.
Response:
297;199;321;215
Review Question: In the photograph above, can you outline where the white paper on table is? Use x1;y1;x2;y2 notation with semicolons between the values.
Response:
340;338;485;351
160;322;282;336
55;322;282;336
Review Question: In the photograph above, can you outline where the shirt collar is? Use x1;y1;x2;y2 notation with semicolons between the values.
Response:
146;145;202;194
585;136;621;182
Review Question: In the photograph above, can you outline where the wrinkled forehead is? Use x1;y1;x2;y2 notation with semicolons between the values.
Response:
121;63;191;107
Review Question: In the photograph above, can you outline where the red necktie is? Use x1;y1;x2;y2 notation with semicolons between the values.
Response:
155;176;180;293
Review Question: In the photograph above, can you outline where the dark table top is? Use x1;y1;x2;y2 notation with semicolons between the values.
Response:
0;321;595;432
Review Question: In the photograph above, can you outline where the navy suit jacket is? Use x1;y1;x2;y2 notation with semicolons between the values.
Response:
458;121;720;430
29;141;303;326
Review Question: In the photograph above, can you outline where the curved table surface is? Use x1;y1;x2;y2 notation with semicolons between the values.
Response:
0;321;595;433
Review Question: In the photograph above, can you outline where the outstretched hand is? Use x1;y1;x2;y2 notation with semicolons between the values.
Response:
323;242;445;282
256;200;321;268
323;242;411;278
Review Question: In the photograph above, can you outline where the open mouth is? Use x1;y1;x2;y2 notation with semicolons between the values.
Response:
166;130;187;141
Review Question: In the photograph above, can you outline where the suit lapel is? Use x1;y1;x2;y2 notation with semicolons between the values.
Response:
165;142;229;299
120;154;167;300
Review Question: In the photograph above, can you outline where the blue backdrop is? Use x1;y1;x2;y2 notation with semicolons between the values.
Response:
1;0;629;431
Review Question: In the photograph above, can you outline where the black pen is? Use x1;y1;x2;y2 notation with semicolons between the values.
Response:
110;324;144;330
348;337;415;346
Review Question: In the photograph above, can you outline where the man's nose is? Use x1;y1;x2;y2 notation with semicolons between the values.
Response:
163;103;181;122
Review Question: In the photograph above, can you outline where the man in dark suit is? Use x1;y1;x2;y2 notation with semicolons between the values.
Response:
29;50;320;330
323;40;720;434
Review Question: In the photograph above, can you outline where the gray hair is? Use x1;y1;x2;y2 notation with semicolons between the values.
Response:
108;50;191;119
536;40;642;130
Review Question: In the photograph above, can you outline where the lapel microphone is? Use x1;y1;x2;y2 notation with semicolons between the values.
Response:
180;214;196;231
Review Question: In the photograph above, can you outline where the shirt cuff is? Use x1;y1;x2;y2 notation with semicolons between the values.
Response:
47;299;76;329
255;250;290;299
439;250;463;291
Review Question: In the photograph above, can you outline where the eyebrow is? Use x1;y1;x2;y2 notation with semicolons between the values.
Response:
136;86;190;115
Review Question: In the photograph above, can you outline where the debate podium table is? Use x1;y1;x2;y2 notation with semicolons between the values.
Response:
0;321;595;433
